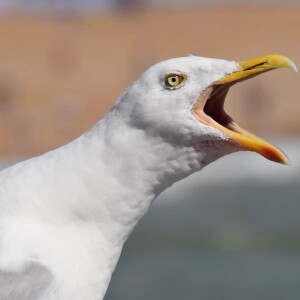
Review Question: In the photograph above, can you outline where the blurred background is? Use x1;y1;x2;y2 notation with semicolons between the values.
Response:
0;1;299;299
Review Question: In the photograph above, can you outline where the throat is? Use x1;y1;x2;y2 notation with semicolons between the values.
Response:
203;87;233;128
83;116;206;234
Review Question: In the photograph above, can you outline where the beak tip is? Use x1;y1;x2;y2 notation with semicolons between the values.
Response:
274;153;290;166
282;157;290;166
259;144;289;166
288;60;298;72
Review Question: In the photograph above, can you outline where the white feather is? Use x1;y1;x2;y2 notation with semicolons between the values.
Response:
0;56;239;299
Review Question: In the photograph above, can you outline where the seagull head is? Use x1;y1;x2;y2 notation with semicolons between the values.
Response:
116;54;296;166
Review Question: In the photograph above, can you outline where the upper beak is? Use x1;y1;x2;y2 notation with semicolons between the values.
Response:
217;54;297;85
195;54;297;165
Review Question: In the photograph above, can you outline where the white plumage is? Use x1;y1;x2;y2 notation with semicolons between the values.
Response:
0;55;295;299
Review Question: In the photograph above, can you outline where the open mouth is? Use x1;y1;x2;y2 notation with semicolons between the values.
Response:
193;54;297;164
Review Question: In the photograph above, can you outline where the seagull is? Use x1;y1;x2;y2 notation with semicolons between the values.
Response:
0;54;296;299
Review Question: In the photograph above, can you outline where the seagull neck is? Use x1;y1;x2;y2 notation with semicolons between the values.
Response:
84;111;205;228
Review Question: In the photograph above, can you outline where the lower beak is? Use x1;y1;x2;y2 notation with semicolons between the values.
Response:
200;54;297;165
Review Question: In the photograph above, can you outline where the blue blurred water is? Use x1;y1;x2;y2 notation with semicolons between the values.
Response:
106;183;300;300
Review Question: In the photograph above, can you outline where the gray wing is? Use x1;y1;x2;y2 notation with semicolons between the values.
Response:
0;263;53;300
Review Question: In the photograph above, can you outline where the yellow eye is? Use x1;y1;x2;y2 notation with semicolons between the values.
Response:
165;74;186;88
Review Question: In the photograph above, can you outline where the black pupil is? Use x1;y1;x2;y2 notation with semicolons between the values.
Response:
171;77;177;83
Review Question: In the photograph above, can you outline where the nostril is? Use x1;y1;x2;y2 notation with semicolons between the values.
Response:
244;61;267;71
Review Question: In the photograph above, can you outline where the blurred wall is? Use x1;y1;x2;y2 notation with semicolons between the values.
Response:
0;7;299;157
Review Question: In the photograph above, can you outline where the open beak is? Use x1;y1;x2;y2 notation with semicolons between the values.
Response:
193;54;297;164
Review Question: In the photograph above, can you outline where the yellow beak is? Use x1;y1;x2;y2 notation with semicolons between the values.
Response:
195;54;297;165
217;54;297;84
